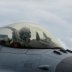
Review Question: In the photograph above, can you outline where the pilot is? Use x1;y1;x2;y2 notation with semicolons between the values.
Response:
19;27;31;47
10;27;31;48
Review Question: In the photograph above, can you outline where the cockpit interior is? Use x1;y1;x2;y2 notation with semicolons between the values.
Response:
0;23;62;49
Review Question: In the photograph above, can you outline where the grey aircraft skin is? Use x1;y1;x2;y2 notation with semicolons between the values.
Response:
0;22;72;72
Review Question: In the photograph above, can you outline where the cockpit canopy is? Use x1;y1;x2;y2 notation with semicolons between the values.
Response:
0;22;62;49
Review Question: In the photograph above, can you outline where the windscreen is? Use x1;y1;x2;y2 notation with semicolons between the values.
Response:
0;22;62;49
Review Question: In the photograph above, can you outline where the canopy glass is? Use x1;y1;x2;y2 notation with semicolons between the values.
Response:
0;22;62;49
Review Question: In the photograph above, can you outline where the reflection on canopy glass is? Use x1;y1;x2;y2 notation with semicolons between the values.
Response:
0;22;62;49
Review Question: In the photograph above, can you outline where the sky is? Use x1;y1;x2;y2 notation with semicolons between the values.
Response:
0;0;72;49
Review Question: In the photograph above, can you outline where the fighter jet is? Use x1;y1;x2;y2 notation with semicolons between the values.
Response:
0;22;72;72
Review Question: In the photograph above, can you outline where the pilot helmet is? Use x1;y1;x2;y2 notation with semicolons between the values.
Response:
19;27;31;41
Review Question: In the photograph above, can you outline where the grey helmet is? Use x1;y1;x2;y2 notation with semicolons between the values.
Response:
19;27;31;41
